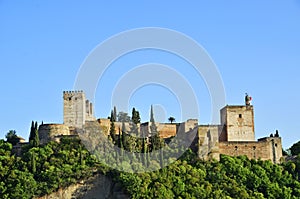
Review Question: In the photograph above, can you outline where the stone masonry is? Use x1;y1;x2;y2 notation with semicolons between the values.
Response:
198;104;283;163
63;91;95;129
39;91;283;164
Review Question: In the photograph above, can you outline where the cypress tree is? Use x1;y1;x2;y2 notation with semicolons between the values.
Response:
119;128;124;159
150;105;154;123
109;111;116;143
146;144;150;167
79;145;84;165
122;122;128;150
132;108;140;124
113;106;117;122
33;128;39;147
159;148;164;168
149;105;161;151
142;130;147;166
34;121;38;131
31;152;36;173
150;105;157;134
29;121;35;144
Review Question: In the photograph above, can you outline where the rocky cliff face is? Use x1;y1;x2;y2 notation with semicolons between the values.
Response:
36;174;128;199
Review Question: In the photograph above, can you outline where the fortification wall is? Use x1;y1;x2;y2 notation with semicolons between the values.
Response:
98;119;133;136
156;123;177;138
38;124;70;145
198;125;220;161
136;122;177;138
219;137;282;163
184;119;198;132
85;100;96;121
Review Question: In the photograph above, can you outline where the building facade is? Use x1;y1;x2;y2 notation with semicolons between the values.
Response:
198;104;282;163
39;91;283;163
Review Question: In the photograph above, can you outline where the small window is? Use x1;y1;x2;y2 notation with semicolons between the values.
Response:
239;114;242;118
75;97;77;100
275;143;278;147
235;146;238;150
253;146;256;150
69;97;72;101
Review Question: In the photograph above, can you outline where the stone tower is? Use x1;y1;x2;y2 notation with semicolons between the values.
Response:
63;91;95;128
219;105;255;141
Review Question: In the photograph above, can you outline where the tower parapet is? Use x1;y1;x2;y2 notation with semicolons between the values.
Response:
63;90;95;128
220;105;255;142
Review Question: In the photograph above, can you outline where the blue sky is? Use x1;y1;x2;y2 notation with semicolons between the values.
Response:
0;1;300;149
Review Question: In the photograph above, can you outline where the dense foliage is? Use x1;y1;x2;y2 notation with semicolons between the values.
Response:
5;130;19;145
290;141;300;156
0;137;103;198
117;150;300;199
3;133;300;198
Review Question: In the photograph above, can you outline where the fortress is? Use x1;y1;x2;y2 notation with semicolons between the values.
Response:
38;91;283;163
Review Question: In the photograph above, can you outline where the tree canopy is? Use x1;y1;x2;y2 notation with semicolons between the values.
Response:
5;130;19;145
290;141;300;156
168;116;175;124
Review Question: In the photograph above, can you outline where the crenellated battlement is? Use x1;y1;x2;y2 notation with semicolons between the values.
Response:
63;91;85;96
63;91;85;101
63;90;95;128
63;90;84;93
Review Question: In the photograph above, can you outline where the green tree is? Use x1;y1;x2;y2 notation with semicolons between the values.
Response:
5;130;19;145
109;111;116;143
118;128;124;158
33;128;40;147
132;107;141;124
113;106;117;122
30;151;37;173
29;121;35;143
290;141;300;155
121;122;126;149
117;111;131;122
149;106;163;151
29;121;39;147
168;116;175;124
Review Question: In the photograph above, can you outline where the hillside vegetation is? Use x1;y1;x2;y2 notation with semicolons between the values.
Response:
117;150;300;198
2;136;300;198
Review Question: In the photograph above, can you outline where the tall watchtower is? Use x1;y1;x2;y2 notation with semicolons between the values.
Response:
219;94;255;141
63;91;86;128
63;91;95;128
220;105;255;141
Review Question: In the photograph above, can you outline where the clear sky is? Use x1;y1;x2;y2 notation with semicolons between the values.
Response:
0;1;299;149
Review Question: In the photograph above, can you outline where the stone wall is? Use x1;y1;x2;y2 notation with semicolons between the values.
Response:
85;100;95;121
38;124;70;145
157;123;177;138
198;125;220;161
99;120;178;139
219;137;282;163
98;119;136;136
220;105;255;141
141;122;178;138
184;119;199;132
